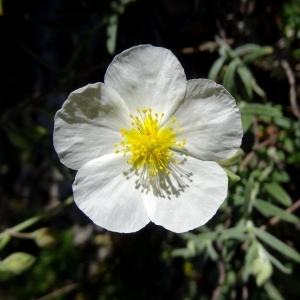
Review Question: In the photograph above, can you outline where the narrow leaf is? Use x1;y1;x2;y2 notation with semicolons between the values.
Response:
264;182;292;207
222;59;240;92
0;235;10;251
237;65;253;98
274;117;292;129
243;46;273;63
106;14;118;55
240;104;282;118
263;281;285;300
208;56;226;80
218;226;247;241
193;232;218;241
254;199;299;224
206;242;218;261
253;227;300;263
251;78;266;98
234;43;261;56
0;252;36;281
266;251;292;274
172;248;194;258
217;149;244;167
224;169;241;187
242;114;253;132
243;241;257;282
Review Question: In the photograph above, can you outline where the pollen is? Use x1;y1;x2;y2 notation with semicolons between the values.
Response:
114;108;186;177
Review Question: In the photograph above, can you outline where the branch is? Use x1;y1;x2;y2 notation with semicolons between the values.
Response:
269;198;300;226
211;260;226;300
0;197;73;240
177;39;234;54
280;59;300;119
36;282;79;300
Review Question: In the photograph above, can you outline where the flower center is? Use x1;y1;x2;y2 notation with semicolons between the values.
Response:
114;108;186;177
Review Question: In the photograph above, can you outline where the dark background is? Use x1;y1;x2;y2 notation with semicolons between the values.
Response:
1;0;300;299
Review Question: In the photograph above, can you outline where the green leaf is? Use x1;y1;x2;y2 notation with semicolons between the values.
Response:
253;227;300;263
283;138;294;153
171;248;195;259
34;228;57;248
206;242;218;261
287;153;300;163
251;243;273;286
237;65;253;98
242;114;252;132
251;78;266;99
106;14;118;55
0;252;36;281
184;227;247;244
243;46;273;63
244;179;259;214
186;232;218;242
240;104;281;117
215;36;231;57
180;232;198;241
224;169;241;187
266;251;292;274
6;130;31;150
29;126;48;138
217;149;244;167
257;164;274;182
208;56;226;80
264;182;292;206
270;170;290;183
218;226;247;241
234;43;261;56
222;59;240;92
274;117;292;129
243;241;257;282
0;235;10;251
254;199;299;224
263;281;285;300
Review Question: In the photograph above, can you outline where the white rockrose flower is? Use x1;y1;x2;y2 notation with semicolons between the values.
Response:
54;45;243;233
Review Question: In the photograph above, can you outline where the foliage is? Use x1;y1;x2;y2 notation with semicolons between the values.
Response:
172;34;300;299
280;0;300;40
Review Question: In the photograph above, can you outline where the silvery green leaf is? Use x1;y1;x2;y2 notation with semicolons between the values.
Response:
237;65;253;99
222;59;240;92
224;169;241;187
234;43;261;56
254;199;299;224
217;149;244;167
240;104;282;117
253;227;300;263
264;182;292;206
208;56;226;80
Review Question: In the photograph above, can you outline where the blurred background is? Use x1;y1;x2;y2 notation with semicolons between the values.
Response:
1;0;300;299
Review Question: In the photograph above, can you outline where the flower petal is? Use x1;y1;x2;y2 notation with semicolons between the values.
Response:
73;154;150;233
104;45;187;120
174;79;243;161
143;156;228;233
54;83;130;170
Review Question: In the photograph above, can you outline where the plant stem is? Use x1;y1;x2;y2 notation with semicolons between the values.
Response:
0;197;73;239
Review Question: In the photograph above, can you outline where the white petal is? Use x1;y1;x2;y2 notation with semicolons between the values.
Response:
143;155;228;233
104;45;187;120
73;154;150;233
174;79;243;161
54;83;130;170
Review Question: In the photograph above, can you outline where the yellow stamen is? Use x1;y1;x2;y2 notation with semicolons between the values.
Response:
114;108;186;177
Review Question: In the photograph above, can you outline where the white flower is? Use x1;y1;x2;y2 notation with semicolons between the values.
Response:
54;45;243;233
